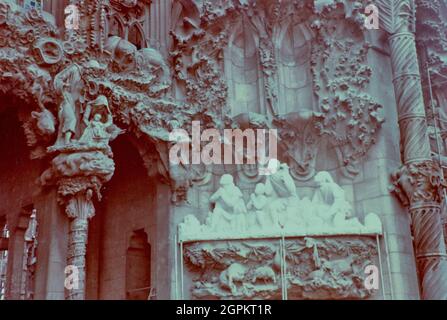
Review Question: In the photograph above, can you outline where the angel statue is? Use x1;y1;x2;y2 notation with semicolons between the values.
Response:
79;95;123;145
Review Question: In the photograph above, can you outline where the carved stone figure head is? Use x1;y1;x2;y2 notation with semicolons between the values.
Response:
137;48;170;84
89;95;109;109
220;174;234;186
31;109;56;136
93;113;102;122
106;36;137;72
88;95;110;120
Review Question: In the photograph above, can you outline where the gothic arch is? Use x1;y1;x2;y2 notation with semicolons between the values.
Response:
171;0;200;40
128;22;145;49
107;14;125;38
0;1;177;299
274;20;314;115
225;18;264;117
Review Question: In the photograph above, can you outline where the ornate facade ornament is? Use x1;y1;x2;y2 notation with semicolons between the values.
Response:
273;111;323;181
3;0;446;300
377;0;447;299
170;0;384;182
310;2;385;178
0;0;182;299
415;0;447;260
178;160;382;301
182;236;379;300
390;161;447;206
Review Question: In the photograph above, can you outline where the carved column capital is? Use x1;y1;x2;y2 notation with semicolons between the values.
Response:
391;160;446;208
390;161;447;299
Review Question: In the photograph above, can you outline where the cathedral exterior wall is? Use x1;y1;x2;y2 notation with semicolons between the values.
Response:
1;0;447;300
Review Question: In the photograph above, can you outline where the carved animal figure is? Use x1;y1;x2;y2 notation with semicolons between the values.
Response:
138;48;170;84
322;256;355;277
219;263;248;295
251;266;276;284
31;108;56;136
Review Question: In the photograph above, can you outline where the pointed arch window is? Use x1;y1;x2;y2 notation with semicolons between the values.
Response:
225;18;263;117
128;23;145;50
276;22;314;115
108;15;125;39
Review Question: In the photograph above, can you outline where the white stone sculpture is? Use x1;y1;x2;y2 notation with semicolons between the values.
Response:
312;171;363;231
247;183;269;229
53;64;83;146
206;174;247;233
79;95;122;145
265;159;297;198
178;165;382;241
264;160;304;229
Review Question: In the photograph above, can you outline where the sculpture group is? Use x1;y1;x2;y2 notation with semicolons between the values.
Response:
179;160;382;241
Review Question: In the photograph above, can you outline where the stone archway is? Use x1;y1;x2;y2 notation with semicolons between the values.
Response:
0;1;182;299
0;103;41;300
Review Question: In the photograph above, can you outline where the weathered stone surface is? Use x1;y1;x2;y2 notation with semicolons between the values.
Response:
1;0;446;301
182;236;379;300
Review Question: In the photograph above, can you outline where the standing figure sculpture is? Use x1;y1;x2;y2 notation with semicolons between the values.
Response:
247;183;270;229
264;160;302;228
53;64;83;146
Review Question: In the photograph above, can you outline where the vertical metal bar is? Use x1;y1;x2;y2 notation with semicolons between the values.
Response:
383;232;395;300
174;232;179;300
279;238;284;300
376;234;386;299
282;235;287;300
180;240;184;300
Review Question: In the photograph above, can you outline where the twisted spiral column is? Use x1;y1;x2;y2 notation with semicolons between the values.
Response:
389;30;447;299
389;32;431;163
410;203;447;299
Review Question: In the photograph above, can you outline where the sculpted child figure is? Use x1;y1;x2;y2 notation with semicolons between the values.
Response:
208;174;247;233
79;95;113;144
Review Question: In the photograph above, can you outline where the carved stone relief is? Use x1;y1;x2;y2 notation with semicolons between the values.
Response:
169;0;385;184
3;0;443;301
179;163;382;242
310;6;385;178
182;236;379;300
0;0;188;299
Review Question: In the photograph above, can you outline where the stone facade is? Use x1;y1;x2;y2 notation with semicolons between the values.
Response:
0;0;446;300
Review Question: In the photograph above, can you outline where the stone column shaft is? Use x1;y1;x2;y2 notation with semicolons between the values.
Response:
389;30;447;299
64;191;95;300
